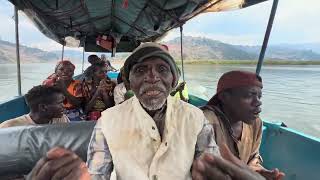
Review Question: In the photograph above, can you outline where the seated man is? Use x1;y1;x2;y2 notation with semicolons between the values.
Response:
0;85;69;128
201;70;284;180
86;43;264;180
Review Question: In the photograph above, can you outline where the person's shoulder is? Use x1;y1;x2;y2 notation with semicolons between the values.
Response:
253;117;263;128
0;115;28;128
101;96;134;115
172;97;202;114
72;79;82;85
200;105;221;125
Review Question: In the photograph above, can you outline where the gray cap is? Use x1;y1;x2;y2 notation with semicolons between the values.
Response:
123;42;180;88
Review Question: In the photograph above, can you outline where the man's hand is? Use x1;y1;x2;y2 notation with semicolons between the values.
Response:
98;79;114;93
256;168;285;180
28;147;90;180
248;154;285;180
192;144;265;180
54;78;67;91
176;82;186;92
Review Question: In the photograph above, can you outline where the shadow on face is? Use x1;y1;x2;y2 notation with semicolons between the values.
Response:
220;86;262;124
129;57;174;111
56;64;74;81
38;93;65;123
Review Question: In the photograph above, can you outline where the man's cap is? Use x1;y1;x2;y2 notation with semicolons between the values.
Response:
207;70;263;105
123;42;180;88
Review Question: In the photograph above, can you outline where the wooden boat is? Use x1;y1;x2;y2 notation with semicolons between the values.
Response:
0;0;319;179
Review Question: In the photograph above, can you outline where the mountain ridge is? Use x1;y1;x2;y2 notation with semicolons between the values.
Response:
165;36;320;61
1;37;320;63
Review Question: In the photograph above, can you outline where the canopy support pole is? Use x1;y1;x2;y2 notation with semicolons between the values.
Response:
82;47;85;73
61;45;65;61
180;26;185;81
14;6;22;96
256;0;279;75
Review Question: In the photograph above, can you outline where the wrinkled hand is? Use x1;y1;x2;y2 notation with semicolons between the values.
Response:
54;78;66;90
256;168;285;180
176;82;186;92
98;79;114;93
192;144;265;180
29;147;90;180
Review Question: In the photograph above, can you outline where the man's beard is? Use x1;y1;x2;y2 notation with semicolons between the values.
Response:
140;96;167;111
138;84;170;111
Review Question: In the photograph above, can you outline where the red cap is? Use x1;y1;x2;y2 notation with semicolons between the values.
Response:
208;70;262;105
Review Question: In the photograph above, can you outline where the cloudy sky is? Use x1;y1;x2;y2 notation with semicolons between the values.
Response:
0;0;319;51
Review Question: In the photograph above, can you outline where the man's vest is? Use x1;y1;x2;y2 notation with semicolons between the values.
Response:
100;96;205;180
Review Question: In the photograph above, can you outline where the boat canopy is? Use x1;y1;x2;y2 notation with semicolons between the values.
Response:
9;0;268;52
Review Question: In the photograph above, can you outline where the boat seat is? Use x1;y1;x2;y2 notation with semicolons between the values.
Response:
0;121;95;177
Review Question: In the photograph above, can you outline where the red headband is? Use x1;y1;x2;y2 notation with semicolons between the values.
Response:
55;60;75;71
207;71;262;105
217;70;262;94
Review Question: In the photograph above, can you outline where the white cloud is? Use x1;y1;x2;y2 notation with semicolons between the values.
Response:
1;0;320;49
30;41;83;52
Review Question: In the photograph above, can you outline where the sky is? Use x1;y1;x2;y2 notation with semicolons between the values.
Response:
0;0;319;51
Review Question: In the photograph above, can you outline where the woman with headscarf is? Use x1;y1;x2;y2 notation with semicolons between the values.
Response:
82;55;116;120
42;60;84;121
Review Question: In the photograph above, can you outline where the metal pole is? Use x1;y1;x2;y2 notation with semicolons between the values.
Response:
82;47;85;72
256;0;279;75
61;44;65;61
180;26;185;81
14;6;22;96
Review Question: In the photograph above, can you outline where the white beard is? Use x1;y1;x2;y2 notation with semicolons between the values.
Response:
140;97;166;111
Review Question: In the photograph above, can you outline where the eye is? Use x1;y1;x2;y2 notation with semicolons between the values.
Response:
158;65;169;72
135;66;145;73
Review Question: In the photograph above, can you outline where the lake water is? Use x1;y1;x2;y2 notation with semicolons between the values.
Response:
0;63;320;138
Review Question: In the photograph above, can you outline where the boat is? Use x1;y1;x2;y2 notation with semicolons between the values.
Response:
0;0;319;179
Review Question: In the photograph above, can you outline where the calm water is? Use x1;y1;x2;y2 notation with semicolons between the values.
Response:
0;63;320;138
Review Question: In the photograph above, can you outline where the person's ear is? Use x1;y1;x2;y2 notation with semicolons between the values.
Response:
38;103;47;112
219;92;228;102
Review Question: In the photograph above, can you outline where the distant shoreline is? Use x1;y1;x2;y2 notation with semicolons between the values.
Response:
1;59;320;66
175;60;320;65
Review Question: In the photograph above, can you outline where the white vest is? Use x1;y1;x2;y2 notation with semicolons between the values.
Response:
100;96;205;180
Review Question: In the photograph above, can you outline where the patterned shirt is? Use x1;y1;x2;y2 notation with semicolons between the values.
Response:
86;115;220;180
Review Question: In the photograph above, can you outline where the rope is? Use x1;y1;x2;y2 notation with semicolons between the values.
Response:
180;26;185;81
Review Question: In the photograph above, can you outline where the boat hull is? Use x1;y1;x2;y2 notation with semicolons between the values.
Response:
0;95;319;179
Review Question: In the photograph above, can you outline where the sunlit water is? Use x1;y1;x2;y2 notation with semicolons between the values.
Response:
0;63;319;138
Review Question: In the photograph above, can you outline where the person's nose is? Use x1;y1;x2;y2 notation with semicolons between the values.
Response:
145;68;160;84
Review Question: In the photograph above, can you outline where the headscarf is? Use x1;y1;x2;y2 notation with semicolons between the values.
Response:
207;70;263;105
43;60;75;86
54;60;75;72
123;42;180;88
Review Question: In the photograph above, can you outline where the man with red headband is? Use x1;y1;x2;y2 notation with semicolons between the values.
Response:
201;70;285;180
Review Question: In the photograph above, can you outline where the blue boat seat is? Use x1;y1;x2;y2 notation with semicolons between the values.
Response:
0;121;95;177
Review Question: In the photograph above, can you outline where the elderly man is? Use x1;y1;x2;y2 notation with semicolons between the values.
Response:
0;85;69;128
86;43;265;180
201;71;285;180
28;43;265;180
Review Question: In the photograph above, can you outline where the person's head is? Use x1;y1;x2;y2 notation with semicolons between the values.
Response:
208;71;263;124
54;60;75;81
123;43;180;111
25;85;65;123
101;54;106;61
84;56;107;81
